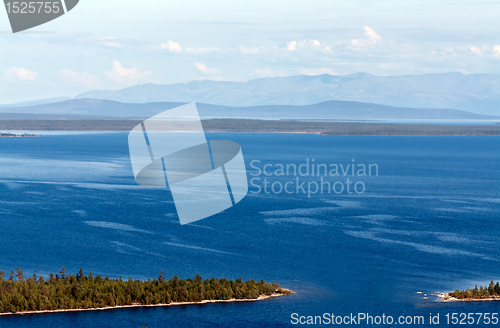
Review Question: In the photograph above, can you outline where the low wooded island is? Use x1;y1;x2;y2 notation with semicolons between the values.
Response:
0;132;38;137
1;119;500;135
0;267;292;315
439;281;500;302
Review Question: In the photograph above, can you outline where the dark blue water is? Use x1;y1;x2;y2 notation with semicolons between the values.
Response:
0;133;499;327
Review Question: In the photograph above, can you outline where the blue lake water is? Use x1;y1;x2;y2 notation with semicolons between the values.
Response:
0;133;499;327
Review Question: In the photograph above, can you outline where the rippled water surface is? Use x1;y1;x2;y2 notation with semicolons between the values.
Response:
0;133;499;327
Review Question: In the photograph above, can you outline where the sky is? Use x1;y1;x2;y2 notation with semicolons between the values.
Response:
1;0;500;104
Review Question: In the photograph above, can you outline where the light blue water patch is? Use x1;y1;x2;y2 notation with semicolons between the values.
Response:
83;221;154;234
263;217;327;226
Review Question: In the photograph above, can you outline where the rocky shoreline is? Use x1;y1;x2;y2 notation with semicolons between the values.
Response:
438;293;500;302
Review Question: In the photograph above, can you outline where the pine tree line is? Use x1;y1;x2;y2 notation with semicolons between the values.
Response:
0;267;290;314
450;281;500;299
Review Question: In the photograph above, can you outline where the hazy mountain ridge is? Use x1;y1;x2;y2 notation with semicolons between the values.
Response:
72;73;500;115
0;98;497;121
0;97;72;108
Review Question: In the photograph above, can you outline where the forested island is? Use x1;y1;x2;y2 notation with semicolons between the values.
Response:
0;267;292;315
0;119;499;135
439;281;500;301
0;132;39;137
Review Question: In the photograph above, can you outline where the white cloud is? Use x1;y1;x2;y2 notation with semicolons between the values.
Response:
345;26;382;51
251;67;286;78
442;44;500;57
493;45;500;57
59;69;99;87
468;45;481;55
239;46;259;54
298;68;336;76
194;62;221;75
282;39;331;53
160;40;183;53
6;67;38;81
363;26;382;43
286;41;297;51
104;61;152;83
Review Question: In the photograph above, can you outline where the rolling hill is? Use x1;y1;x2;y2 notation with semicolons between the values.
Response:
0;98;497;121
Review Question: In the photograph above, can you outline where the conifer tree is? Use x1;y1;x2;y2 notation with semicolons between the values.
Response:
159;271;165;283
60;266;67;280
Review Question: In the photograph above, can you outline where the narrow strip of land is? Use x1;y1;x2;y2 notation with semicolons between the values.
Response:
0;267;293;316
0;290;292;317
0;132;39;137
438;292;500;302
1;119;500;135
438;281;500;302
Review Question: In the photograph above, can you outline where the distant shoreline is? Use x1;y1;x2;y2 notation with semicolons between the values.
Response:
0;119;500;135
0;290;293;317
438;292;500;302
0;132;39;137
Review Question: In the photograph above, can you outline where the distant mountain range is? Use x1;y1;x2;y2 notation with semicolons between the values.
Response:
67;72;500;116
0;98;498;121
0;97;72;108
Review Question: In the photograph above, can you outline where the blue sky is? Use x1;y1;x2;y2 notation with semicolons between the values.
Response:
1;0;500;103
